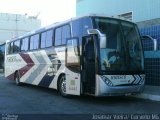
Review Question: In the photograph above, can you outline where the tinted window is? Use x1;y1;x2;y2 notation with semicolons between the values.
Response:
41;32;47;48
9;42;14;54
46;30;53;47
55;27;62;46
30;34;39;50
41;30;53;48
62;25;71;44
21;37;29;51
72;19;83;37
13;40;20;53
55;25;71;46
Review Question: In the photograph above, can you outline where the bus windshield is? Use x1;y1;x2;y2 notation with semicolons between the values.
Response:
94;17;144;72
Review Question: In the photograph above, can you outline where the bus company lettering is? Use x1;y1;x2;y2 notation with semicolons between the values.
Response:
7;56;22;62
69;86;77;91
111;75;126;80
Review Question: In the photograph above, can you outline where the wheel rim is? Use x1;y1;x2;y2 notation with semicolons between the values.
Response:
61;76;66;94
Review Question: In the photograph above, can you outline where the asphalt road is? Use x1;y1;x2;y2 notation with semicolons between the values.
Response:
0;75;160;115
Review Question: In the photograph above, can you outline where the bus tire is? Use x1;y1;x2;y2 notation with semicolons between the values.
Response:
15;72;22;86
58;75;68;97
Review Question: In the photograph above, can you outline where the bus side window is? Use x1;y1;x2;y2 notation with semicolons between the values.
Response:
62;25;71;45
9;42;14;54
21;37;29;52
46;30;53;47
13;40;20;53
55;27;62;46
55;24;71;46
72;19;83;37
21;37;29;51
30;34;39;50
41;32;47;48
30;36;34;50
41;30;53;48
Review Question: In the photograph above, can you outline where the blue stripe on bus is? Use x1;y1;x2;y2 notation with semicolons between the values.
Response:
38;74;55;87
25;53;47;84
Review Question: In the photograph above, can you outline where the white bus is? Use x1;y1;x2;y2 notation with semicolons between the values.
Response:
5;15;145;97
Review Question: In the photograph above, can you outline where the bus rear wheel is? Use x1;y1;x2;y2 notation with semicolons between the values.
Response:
58;75;68;97
15;72;22;86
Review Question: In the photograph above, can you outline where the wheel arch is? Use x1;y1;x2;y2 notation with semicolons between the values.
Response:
14;70;19;80
57;73;65;91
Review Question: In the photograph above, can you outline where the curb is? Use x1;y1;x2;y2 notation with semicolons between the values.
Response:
132;93;160;102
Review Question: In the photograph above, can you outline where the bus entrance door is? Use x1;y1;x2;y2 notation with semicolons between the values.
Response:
65;38;81;96
82;36;96;94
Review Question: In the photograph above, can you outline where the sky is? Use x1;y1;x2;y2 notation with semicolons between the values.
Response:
0;0;76;26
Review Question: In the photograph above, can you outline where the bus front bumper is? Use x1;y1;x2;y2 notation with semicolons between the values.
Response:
96;76;145;96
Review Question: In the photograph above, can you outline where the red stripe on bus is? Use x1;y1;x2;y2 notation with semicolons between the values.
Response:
19;53;35;77
6;74;15;80
6;53;35;80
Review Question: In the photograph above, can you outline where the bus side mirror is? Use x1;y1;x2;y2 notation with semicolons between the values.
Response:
153;39;157;51
87;29;107;48
141;35;157;51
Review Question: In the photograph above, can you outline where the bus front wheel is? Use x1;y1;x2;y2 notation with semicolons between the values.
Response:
58;75;68;97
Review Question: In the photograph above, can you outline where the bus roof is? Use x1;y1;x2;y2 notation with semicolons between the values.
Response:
8;14;134;42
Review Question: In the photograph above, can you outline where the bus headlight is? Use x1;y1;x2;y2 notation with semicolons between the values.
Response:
139;78;145;85
139;80;144;85
139;75;145;85
101;76;113;86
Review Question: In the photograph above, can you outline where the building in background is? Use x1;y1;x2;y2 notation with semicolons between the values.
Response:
76;0;160;86
0;13;41;43
0;13;41;71
76;0;160;23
